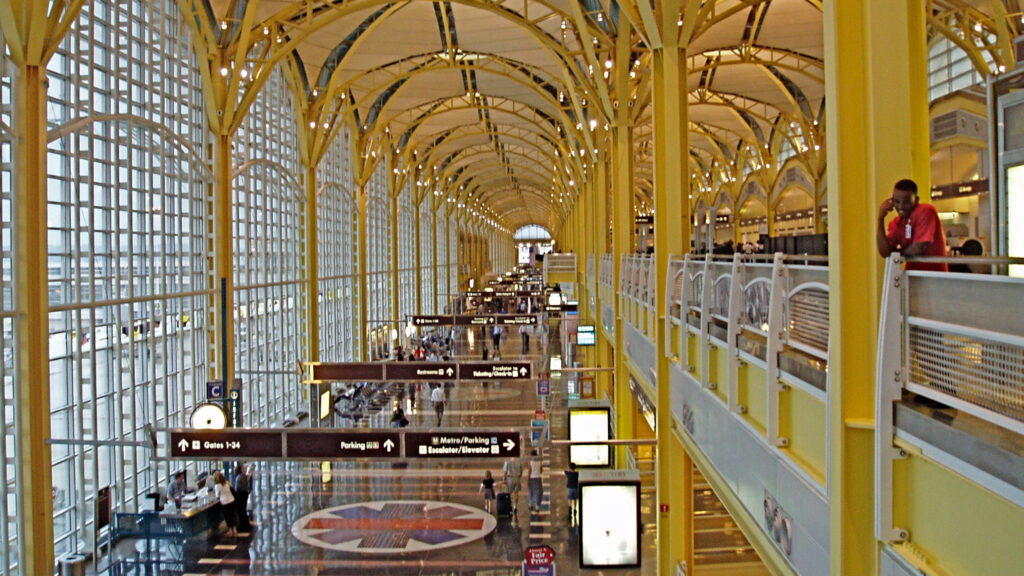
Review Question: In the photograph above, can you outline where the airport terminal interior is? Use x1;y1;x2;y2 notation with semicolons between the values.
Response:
1;1;1023;575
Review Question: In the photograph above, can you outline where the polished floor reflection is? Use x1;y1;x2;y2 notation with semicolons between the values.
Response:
108;329;658;576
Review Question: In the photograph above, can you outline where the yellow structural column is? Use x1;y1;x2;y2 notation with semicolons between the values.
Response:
593;149;614;398
612;89;636;468
305;164;320;361
652;14;692;575
213;133;236;384
12;63;55;576
823;1;929;574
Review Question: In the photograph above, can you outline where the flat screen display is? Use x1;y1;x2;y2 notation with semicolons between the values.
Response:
577;324;596;346
580;484;640;567
1009;164;1024;277
569;408;610;466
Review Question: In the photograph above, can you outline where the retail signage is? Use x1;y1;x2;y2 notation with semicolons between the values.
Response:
459;362;532;380
404;432;521;458
525;545;555;566
285;431;400;459
387;362;457;381
169;430;283;459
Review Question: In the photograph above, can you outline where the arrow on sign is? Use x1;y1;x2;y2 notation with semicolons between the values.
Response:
177;439;189;452
445;367;454;377
503;439;516;451
384;438;395;452
520;367;527;376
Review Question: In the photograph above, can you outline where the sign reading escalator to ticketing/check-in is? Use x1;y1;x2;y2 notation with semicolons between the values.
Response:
404;432;521;458
458;362;531;380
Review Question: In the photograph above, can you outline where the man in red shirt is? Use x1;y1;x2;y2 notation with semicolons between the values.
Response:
876;179;949;272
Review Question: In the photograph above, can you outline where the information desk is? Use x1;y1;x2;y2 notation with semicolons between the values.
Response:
115;492;219;540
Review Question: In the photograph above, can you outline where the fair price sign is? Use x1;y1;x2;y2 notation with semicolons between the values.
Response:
523;545;556;576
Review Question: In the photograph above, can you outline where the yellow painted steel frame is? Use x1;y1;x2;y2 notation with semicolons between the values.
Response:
824;1;930;574
888;438;1024;576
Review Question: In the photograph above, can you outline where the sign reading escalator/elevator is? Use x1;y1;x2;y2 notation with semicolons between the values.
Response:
403;432;521;458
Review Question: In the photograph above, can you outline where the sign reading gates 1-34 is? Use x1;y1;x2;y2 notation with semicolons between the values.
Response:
404;432;521;458
458;362;531;380
170;430;283;459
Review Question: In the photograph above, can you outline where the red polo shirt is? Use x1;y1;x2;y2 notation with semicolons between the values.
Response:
885;203;949;272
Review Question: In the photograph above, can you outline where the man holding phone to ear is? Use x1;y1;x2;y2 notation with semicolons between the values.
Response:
876;178;949;272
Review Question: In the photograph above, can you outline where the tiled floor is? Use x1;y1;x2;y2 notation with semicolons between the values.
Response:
105;329;657;576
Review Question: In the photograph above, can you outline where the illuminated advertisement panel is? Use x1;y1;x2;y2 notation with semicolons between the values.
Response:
568;406;610;466
580;481;640;567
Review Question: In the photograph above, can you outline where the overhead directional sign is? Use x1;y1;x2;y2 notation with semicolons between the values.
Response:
310;362;384;382
454;314;495;326
166;428;529;460
458;362;532;380
285;431;401;459
404;432;521;458
305;361;533;382
387;362;457;381
497;315;537;325
169;430;283;459
411;315;448;326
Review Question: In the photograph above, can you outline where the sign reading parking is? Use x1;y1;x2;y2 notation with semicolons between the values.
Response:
459;362;532;380
404;432;521;458
170;430;283;459
285;431;400;459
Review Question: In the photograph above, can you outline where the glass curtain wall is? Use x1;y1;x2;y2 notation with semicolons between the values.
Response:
231;63;305;427
0;22;18;575
419;199;436;315
43;0;213;563
397;180;415;321
365;163;392;359
316;126;358;362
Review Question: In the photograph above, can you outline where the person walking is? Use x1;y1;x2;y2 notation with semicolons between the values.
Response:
479;471;496;513
502;458;523;515
430;384;446;426
564;462;579;525
212;471;237;537
519;324;530;354
233;463;252;531
526;449;544;512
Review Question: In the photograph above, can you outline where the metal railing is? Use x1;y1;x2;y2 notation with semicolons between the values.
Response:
875;254;1024;542
666;253;830;458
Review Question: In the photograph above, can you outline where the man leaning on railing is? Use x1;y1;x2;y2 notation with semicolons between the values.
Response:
876;178;949;272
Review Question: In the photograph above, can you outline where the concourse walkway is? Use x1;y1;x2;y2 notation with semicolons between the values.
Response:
110;326;657;576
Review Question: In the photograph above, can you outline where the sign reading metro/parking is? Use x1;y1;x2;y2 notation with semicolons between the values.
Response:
404;432;521;458
458;362;531;380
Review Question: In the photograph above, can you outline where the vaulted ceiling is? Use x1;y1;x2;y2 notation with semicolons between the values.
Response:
188;1;1010;236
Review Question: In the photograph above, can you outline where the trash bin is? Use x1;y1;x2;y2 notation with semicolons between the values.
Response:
59;554;87;576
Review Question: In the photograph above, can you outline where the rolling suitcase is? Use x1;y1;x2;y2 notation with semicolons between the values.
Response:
495;491;513;517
